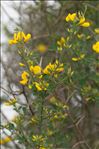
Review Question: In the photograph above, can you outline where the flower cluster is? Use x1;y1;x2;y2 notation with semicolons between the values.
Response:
20;71;29;85
66;12;90;27
43;60;64;77
33;81;49;91
9;32;31;45
30;65;42;75
4;98;17;106
92;41;99;53
19;60;64;91
57;37;65;47
32;135;45;142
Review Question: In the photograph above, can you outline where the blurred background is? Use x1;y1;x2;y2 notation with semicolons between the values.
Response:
1;0;99;149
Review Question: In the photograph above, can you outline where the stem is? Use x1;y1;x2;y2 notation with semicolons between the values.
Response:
39;96;44;133
22;87;34;116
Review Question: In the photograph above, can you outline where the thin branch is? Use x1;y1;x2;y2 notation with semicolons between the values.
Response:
0;86;23;96
83;3;99;11
22;86;34;116
72;141;87;149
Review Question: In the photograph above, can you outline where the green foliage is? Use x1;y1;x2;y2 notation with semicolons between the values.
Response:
1;1;99;149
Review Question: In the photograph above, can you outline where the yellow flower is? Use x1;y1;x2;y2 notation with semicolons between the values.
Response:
9;39;18;45
9;32;31;45
65;13;77;22
32;135;44;142
94;28;99;34
17;32;31;42
4;98;17;106
24;34;31;42
72;54;85;61
16;32;23;41
28;84;32;89
34;82;42;91
43;60;64;75
20;79;28;85
30;116;38;124
34;81;49;91
86;35;91;40
78;16;85;24
57;37;65;47
43;63;54;74
65;12;90;27
55;60;64;72
77;34;84;39
37;44;47;53
20;71;29;85
0;136;12;145
80;22;90;27
92;41;99;53
78;14;90;27
30;65;42;75
67;28;73;33
19;63;25;67
21;71;29;79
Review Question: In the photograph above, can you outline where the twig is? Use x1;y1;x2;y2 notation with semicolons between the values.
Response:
0;86;23;96
72;141;87;149
76;115;85;126
22;86;34;116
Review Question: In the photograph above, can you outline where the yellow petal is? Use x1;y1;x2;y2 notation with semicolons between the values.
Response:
77;34;84;39
20;78;28;85
79;16;85;24
9;40;13;45
92;41;99;53
66;13;77;22
30;65;42;74
24;34;31;42
34;82;42;91
72;57;79;61
94;28;99;34
72;54;85;61
4;98;17;106
19;63;25;67
0;136;12;145
8;39;17;45
17;32;22;41
80;22;90;27
80;54;85;59
22;32;26;38
86;35;91;40
21;71;29;79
